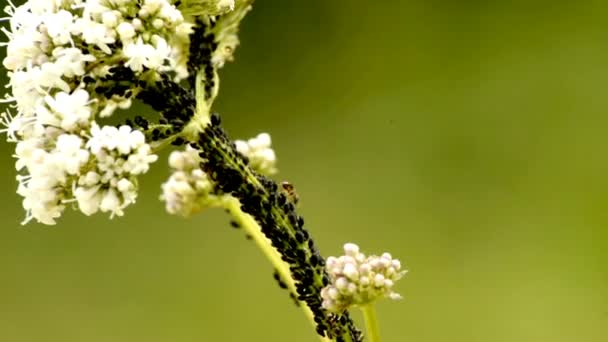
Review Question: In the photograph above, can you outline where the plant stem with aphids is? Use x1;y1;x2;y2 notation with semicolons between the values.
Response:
0;1;405;341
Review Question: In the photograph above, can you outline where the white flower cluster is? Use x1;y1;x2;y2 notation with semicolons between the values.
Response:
160;145;224;216
73;124;158;217
0;0;194;224
321;243;406;313
161;131;278;216
12;121;158;224
235;132;277;175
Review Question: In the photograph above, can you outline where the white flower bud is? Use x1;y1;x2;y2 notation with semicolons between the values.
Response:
343;242;360;256
373;274;385;287
117;22;136;40
343;263;359;281
359;263;372;275
152;18;164;30
102;11;119;28
326;256;338;268
117;178;133;192
335;277;349;291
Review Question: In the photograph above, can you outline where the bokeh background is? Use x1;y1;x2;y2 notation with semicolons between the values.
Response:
1;0;607;341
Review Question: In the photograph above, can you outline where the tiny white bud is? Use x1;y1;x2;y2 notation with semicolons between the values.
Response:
139;8;150;18
117;22;136;40
117;178;133;192
374;274;385;287
80;172;100;186
256;133;271;147
342;255;356;265
259;148;276;163
343;243;360;256
346;283;357;295
152;18;164;29
132;19;143;30
335;277;349;291
355;253;366;263
343;263;359;280
326;256;337;266
359;263;372;275
168;152;185;169
102;11;119;28
370;258;383;269
234;140;249;154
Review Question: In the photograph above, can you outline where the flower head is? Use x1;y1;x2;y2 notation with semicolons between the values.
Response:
1;0;253;224
0;0;191;224
160;145;226;217
321;243;406;313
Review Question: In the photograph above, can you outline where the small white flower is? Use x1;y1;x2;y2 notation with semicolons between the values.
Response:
74;184;103;216
43;89;92;131
52;47;96;78
99;188;121;215
43;10;74;45
8;69;45;116
55;134;89;175
123;37;155;72
148;35;171;69
101;10;119;28
74;17;115;54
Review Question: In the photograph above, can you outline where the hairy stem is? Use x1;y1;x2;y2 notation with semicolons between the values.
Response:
361;305;381;342
225;197;332;342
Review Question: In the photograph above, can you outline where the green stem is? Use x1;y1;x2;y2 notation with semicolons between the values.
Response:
361;305;381;342
225;198;332;342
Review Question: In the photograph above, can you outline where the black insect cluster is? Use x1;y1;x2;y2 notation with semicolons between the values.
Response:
194;114;362;342
187;18;218;99
133;17;363;342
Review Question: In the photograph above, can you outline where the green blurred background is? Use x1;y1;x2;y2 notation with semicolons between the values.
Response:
1;0;608;341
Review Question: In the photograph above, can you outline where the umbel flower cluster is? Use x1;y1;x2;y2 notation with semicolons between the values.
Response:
321;243;406;313
0;0;267;224
0;0;191;224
